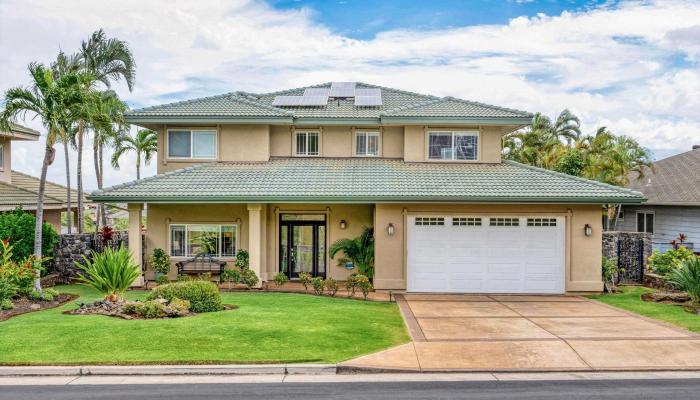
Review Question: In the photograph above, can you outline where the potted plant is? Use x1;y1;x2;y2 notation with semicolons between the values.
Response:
150;248;171;283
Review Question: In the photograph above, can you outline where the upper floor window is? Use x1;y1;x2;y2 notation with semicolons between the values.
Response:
168;129;216;159
295;131;319;156
428;131;478;161
355;131;380;156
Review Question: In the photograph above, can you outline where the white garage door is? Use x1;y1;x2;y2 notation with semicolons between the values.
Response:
407;215;565;294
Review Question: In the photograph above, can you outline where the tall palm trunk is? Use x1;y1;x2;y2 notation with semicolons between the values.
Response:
98;142;106;226
93;139;101;232
63;141;72;234
76;121;84;233
136;152;141;180
34;145;53;292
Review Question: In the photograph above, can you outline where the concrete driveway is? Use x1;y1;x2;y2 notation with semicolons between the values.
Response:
340;294;700;372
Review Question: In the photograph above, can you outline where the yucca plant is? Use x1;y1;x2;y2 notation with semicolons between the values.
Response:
667;257;700;303
75;246;140;301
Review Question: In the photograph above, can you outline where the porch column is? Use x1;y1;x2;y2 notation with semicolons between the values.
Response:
247;203;264;287
128;203;144;287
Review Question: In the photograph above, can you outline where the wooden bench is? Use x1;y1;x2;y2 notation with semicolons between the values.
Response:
175;254;227;282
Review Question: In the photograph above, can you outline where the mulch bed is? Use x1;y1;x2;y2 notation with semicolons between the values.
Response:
64;300;237;320
0;294;78;322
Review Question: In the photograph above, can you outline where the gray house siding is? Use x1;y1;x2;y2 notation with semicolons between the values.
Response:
615;205;700;252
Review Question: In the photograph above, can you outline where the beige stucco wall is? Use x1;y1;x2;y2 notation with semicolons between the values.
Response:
0;138;11;183
156;125;271;174
270;125;292;157
374;203;603;293
403;125;502;163
41;209;62;232
145;203;250;280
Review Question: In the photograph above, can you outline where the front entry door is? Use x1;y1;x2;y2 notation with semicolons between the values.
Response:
280;216;326;279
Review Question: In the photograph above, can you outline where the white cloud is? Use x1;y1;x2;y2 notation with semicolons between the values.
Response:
1;0;700;191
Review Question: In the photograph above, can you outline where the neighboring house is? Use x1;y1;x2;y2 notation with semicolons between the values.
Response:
89;82;644;293
0;124;81;232
615;146;700;252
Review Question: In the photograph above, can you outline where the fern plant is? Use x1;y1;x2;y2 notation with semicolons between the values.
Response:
75;246;141;301
667;257;700;303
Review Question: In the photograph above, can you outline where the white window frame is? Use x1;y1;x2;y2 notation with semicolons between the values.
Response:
427;130;479;161
166;129;218;160
294;130;320;156
354;131;381;157
168;223;239;258
636;211;655;234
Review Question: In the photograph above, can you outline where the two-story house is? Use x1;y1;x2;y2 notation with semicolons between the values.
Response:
90;82;644;293
0;124;79;231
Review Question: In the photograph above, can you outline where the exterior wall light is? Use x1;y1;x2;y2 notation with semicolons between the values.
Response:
387;223;395;236
339;220;347;230
584;224;593;237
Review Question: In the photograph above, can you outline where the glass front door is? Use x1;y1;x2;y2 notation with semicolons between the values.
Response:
280;215;326;278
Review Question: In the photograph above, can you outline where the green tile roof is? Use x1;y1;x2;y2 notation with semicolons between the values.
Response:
89;158;645;204
125;82;532;123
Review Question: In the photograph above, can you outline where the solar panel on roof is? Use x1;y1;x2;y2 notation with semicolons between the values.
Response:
272;96;303;106
299;95;328;106
303;88;330;97
329;82;356;98
354;88;382;106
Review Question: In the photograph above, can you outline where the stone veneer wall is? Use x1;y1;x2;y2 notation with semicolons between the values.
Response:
51;231;129;281
602;231;652;283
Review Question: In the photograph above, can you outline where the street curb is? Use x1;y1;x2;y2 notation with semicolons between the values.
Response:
0;364;337;376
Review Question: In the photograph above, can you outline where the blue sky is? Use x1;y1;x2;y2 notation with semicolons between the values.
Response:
271;0;612;39
1;0;699;188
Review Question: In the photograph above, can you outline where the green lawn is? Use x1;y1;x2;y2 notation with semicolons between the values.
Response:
589;286;700;333
0;285;409;365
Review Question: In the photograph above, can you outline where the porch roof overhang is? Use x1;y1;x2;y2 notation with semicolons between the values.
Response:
89;158;646;205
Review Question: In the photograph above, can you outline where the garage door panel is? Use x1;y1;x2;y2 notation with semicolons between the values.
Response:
407;215;565;294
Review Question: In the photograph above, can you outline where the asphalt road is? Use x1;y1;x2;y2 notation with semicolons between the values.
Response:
2;379;700;400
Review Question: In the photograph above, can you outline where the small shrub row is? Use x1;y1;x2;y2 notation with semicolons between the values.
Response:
147;280;223;313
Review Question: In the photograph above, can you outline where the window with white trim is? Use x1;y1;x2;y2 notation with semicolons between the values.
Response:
167;130;217;159
355;131;380;156
527;218;557;227
169;224;237;258
415;217;445;226
453;217;482;226
489;217;519;227
636;212;654;234
295;131;320;156
428;131;478;160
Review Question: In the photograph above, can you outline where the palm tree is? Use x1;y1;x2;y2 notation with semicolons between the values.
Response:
111;129;157;180
0;63;85;291
74;29;135;233
329;227;375;279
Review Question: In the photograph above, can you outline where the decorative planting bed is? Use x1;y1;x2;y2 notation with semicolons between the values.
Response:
0;293;77;322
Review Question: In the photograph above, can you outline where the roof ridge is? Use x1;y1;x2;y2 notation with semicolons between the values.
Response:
92;162;213;195
354;82;437;101
253;82;332;97
504;160;645;198
126;92;241;114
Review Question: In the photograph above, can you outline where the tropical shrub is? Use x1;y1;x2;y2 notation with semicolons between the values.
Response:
221;268;241;289
176;274;192;282
0;208;58;266
0;276;18;303
329;227;374;279
273;272;288;287
235;250;249;269
150;248;171;275
0;240;39;296
325;277;339;297
298;272;312;293
667;257;700;303
240;268;259;289
355;274;372;300
601;257;620;292
648;247;695;276
311;277;324;295
345;274;358;298
156;275;170;285
75;246;141;301
0;298;12;310
147;280;222;313
30;287;59;302
123;297;191;319
100;226;115;243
